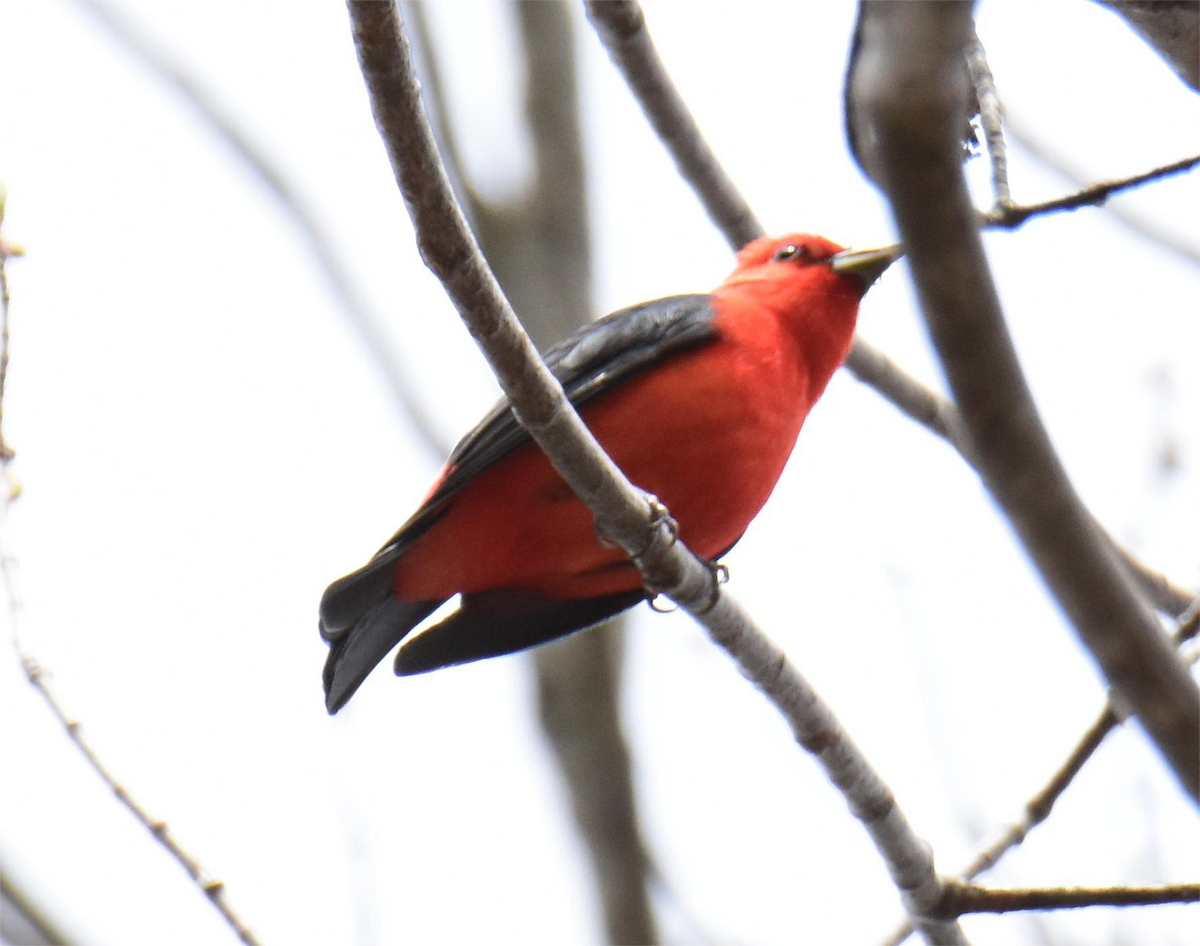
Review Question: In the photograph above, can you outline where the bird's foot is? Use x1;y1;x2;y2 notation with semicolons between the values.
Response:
694;559;729;614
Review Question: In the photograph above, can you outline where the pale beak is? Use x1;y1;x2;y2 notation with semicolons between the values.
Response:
830;244;904;290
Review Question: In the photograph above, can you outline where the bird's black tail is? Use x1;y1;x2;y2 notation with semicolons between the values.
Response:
320;552;442;713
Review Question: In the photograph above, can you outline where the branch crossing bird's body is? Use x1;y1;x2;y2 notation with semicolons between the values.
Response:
320;234;898;712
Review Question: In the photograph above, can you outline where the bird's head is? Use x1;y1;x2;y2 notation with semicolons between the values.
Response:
722;232;901;300
712;232;902;385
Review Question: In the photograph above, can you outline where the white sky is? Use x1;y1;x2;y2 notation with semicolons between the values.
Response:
1;1;1198;944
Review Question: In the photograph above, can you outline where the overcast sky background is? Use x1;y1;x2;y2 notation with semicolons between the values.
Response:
1;1;1198;944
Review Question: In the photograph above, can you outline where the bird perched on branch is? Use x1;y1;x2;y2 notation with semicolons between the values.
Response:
320;233;899;712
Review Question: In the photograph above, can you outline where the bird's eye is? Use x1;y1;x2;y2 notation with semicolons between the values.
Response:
772;243;807;263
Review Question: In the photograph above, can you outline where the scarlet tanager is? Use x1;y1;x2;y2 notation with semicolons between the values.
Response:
321;233;898;712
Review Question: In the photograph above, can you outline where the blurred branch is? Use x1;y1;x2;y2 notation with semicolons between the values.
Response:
409;4;659;941
535;631;658;946
848;0;1198;798
71;0;449;456
882;598;1200;946
584;0;763;246
936;880;1200;915
582;0;1196;620
0;871;68;946
1095;0;1200;91
343;5;968;942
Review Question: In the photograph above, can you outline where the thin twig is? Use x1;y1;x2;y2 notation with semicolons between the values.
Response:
0;209;258;946
881;600;1200;946
936;880;1200;916
965;32;1011;207
343;4;967;942
983;153;1200;230
71;0;449;456
17;656;262;946
1004;118;1200;268
849;0;1199;799
582;0;1196;620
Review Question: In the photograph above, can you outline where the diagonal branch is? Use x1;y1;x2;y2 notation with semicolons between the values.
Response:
847;0;1198;799
583;0;763;247
1;871;70;946
16;653;262;945
410;3;659;940
71;0;448;456
583;0;1196;619
343;3;968;942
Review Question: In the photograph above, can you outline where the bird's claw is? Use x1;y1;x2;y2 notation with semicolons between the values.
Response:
694;559;729;614
629;493;679;566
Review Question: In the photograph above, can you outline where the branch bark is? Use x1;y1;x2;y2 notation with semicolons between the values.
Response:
847;0;1199;800
71;0;448;455
343;4;968;942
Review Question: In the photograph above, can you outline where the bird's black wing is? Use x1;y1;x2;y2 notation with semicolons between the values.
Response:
320;294;719;708
378;293;719;554
319;294;718;646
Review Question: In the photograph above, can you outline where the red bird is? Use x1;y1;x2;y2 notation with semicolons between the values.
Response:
321;233;898;712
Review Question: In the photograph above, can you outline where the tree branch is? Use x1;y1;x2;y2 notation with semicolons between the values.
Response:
983;154;1200;230
411;3;659;939
848;0;1198;798
343;4;968;942
70;0;449;456
937;880;1200;916
1002;118;1200;268
14;655;261;945
584;0;763;247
